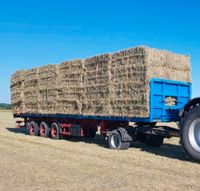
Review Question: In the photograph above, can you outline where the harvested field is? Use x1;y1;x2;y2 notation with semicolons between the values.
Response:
0;110;200;191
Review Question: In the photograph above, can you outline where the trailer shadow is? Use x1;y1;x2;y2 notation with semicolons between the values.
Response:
6;127;108;147
7;127;29;135
63;135;109;148
61;137;189;162
6;127;189;162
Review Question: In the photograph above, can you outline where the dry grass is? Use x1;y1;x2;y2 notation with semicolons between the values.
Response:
0;110;200;191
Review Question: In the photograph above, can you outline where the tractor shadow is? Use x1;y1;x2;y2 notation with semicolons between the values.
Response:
130;141;189;161
6;127;190;162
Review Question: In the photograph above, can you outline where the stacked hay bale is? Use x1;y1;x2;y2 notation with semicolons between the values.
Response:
110;47;148;118
57;60;83;114
82;54;112;116
37;65;58;114
23;68;39;113
145;47;191;82
10;70;25;114
109;47;191;118
11;46;191;118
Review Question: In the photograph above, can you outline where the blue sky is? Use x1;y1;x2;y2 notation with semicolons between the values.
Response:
0;0;199;103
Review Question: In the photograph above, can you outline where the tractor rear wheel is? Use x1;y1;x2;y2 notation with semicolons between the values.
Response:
181;105;200;162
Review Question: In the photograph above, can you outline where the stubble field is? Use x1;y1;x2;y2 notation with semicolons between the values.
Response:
0;110;200;191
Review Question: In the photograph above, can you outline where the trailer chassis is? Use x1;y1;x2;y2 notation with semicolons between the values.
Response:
15;114;180;150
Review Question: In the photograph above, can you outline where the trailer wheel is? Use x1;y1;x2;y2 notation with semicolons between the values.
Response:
26;122;31;134
39;122;50;138
145;135;164;147
108;130;130;150
50;123;61;140
181;105;200;162
29;121;39;136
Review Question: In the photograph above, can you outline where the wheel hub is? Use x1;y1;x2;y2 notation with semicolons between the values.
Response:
51;127;57;138
40;124;46;136
111;133;120;149
188;118;200;152
30;125;34;135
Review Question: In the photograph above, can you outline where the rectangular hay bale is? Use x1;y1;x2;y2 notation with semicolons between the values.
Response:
82;54;112;116
11;70;25;114
110;47;148;117
23;68;39;113
37;65;58;114
56;60;83;114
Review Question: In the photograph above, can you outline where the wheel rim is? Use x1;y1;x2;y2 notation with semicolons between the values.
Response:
29;124;34;135
40;123;46;137
111;133;120;149
188;118;200;152
51;126;57;138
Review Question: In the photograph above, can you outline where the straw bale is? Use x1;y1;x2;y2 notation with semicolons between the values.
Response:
110;47;148;117
56;60;83;114
23;68;39;113
145;47;191;82
37;65;58;114
82;54;112;116
11;70;25;114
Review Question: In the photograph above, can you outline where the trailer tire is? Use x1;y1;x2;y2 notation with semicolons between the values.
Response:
108;130;130;150
50;123;61;140
145;135;164;147
29;121;39;136
26;122;31;134
181;105;200;162
39;122;50;138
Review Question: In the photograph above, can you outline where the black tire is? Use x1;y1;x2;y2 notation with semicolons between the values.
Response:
181;106;200;162
145;135;164;147
26;122;31;134
50;123;61;140
108;130;130;150
29;121;39;136
39;122;50;138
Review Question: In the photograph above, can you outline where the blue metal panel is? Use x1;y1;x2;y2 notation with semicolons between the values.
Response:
150;78;191;122
18;78;191;123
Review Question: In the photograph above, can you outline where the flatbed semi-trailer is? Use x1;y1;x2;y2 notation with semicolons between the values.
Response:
13;78;200;162
12;46;200;162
